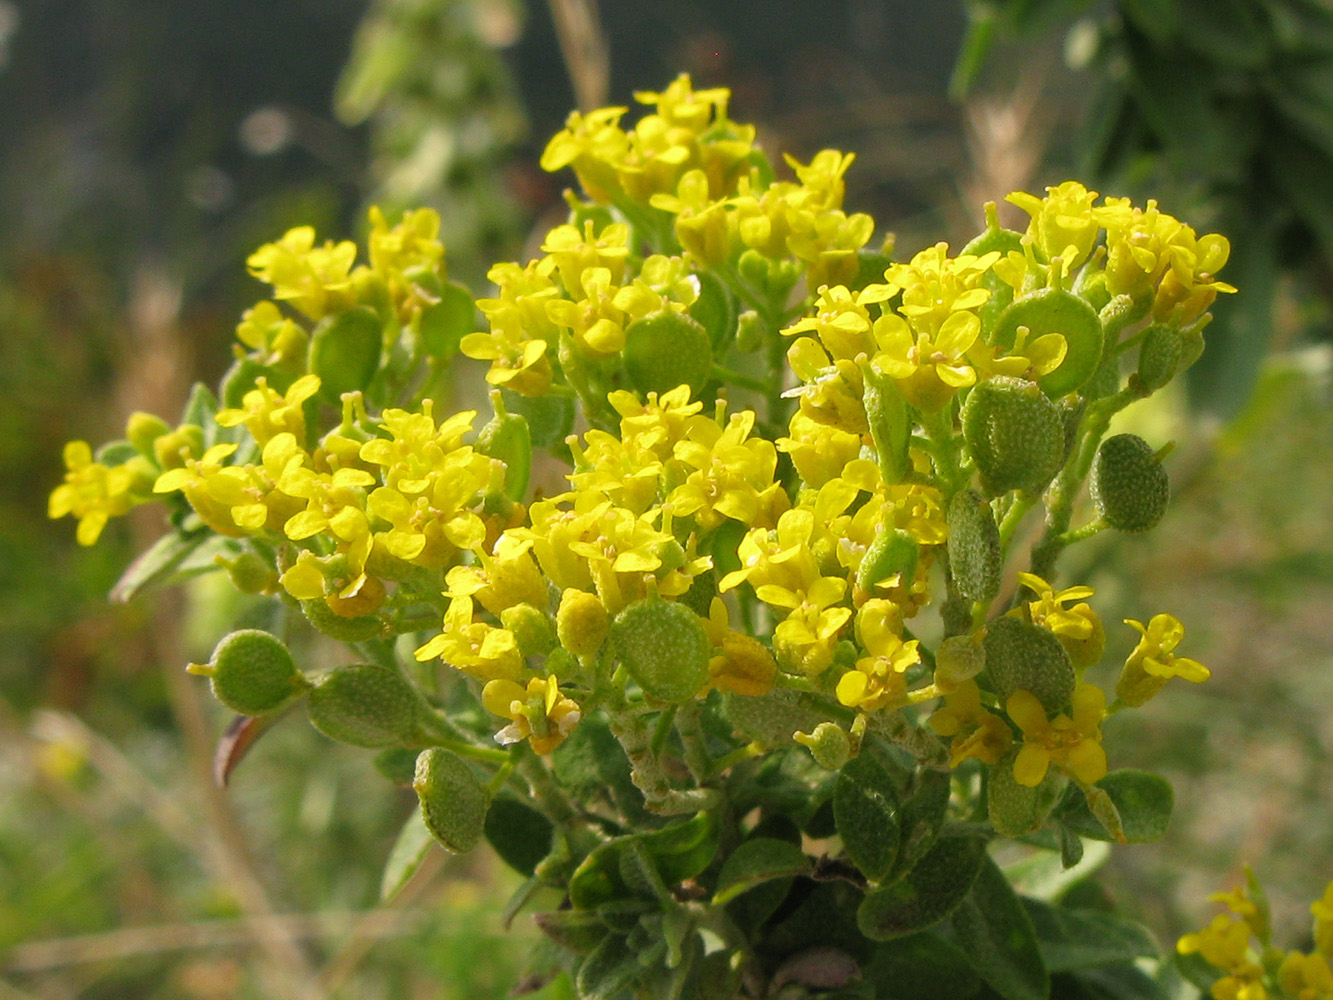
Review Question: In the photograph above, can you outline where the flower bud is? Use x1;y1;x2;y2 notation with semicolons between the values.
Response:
794;722;853;771
961;376;1065;496
735;309;766;353
152;424;204;470
934;634;986;693
414;748;488;854
126;412;171;459
501;603;557;657
856;527;918;597
194;628;309;717
621;311;713;399
982;615;1074;714
308;663;421;748
991;287;1103;397
1090;434;1169;533
556;589;609;659
946;489;1001;603
988;746;1064;837
611;595;710;703
217;551;277;595
309;306;383;402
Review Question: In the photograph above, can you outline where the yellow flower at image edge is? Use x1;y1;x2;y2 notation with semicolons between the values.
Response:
49;441;147;546
482;676;582;755
1116;613;1209;707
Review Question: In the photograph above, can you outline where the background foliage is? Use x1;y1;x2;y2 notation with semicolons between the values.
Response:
2;1;1330;997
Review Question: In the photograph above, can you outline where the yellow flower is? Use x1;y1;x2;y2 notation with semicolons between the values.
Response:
49;441;153;546
776;411;863;489
541;219;631;294
929;679;1012;767
215;374;322;448
1006;683;1107;787
1116;613;1209;707
415;595;524;682
280;461;377;583
669;407;781;531
444;534;548;618
1006;181;1101;269
366;205;444;282
464;259;561;397
783;337;869;435
1014;572;1105;669
246;225;357;320
1312;881;1333;958
701;598;777;697
836;599;921;712
235;300;307;367
1278;950;1333;1000
482;675;582;755
782;283;891;363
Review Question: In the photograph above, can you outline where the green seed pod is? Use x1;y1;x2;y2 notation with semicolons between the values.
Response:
414;748;488;854
856;527;918;596
300;597;385;643
153;424;204;470
611;596;710;704
988;746;1064;838
982;615;1074;714
689;269;737;353
946;489;1001;603
991;287;1104;397
307;663;421;748
961;376;1065;497
309;306;383;401
795;722;852;771
475;390;532;502
961;208;1024;339
622;311;713;399
499;387;574;450
862;364;911;484
1090;433;1169;533
418;281;476;359
501;603;557;657
934;634;986;693
202;629;309;717
1135;324;1182;392
218;551;276;595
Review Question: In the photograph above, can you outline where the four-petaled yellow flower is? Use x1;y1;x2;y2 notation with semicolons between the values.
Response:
49;442;152;546
481;675;582;755
1116;613;1210;707
1006;683;1107;787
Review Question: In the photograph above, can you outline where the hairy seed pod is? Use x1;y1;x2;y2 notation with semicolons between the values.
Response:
961;376;1065;497
204;629;309;717
414;748;488;854
1090;433;1169;533
621;312;713;399
611;595;710;704
307;663;421;748
991;287;1104;397
946;489;1001;602
982;615;1074;714
309;306;383;401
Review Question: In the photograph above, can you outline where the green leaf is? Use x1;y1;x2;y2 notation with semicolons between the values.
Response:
110;532;227;604
857;831;986;941
576;932;641;1000
1057;770;1173;843
948;854;1049;1000
1053;965;1170;1000
569;840;631;910
864;932;982;1000
1022;898;1159;972
380;811;435;901
891;768;951;878
835;750;901;882
533;909;608;956
641;811;719;885
619;840;672;903
712;837;813;905
485;795;554;876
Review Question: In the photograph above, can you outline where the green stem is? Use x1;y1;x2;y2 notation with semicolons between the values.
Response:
514;745;579;825
674;699;713;786
607;701;720;815
711;363;771;395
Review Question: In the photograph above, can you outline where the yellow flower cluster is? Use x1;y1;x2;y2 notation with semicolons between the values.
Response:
1179;878;1333;1000
460;219;698;396
48;440;155;546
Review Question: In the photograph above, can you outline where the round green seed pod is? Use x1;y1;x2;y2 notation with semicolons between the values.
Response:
622;311;713;398
501;603;557;657
309;306;383;401
1090;433;1169;533
207;629;309;717
961;376;1065;497
946;490;1001;603
414;748;488;854
961;213;1024;339
307;663;421;748
982;615;1074;715
856;527;918;596
991;287;1104;397
689;269;737;352
988;747;1065;838
301;597;385;643
418;281;476;359
611;596;710;704
1135;324;1183;392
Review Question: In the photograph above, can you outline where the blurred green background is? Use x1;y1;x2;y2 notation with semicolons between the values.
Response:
3;1;1332;997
